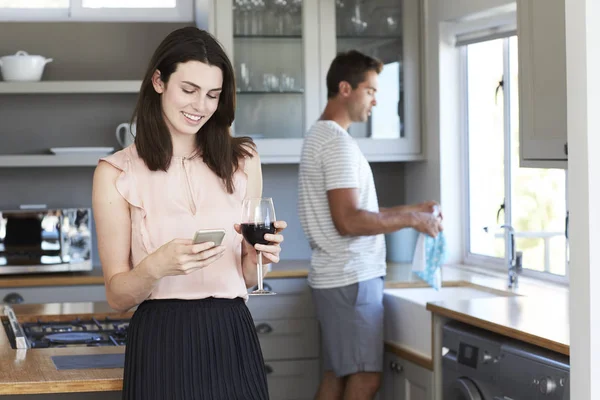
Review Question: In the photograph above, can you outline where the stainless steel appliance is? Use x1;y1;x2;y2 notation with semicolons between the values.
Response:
3;306;129;349
0;207;92;275
443;320;570;399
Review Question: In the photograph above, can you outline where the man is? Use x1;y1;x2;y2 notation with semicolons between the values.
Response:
297;50;443;400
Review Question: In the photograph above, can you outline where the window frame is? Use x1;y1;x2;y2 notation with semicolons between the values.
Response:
0;0;194;22
460;36;570;285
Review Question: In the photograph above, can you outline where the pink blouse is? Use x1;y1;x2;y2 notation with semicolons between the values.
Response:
100;145;249;300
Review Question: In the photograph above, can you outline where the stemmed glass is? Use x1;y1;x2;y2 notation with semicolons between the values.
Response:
241;197;277;295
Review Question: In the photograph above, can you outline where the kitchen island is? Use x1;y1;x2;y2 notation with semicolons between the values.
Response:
0;302;130;395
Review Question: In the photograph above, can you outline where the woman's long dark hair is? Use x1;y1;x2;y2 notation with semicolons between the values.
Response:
133;27;254;194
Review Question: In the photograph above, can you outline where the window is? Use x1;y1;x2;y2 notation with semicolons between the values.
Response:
0;1;67;7
462;36;569;280
0;0;193;21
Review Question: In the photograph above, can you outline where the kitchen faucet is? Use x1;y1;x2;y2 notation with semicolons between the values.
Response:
500;224;523;289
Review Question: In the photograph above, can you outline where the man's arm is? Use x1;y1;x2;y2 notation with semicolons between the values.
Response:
327;188;442;237
380;200;442;218
379;204;420;215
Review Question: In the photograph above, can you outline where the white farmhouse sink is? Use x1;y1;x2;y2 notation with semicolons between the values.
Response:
383;285;512;359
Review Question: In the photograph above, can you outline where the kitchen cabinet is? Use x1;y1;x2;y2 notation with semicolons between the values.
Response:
247;277;320;400
213;0;424;163
0;0;424;166
0;285;106;305
517;0;568;165
332;0;422;156
381;351;433;400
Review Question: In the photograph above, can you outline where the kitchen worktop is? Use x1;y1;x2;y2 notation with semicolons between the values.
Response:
0;258;539;291
0;303;132;395
0;262;570;394
426;295;570;355
0;260;314;288
0;258;486;289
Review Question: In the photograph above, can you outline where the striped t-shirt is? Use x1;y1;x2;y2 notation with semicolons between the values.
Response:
298;120;386;289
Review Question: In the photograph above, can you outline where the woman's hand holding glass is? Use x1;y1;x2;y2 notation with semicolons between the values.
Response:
236;220;286;264
257;220;286;263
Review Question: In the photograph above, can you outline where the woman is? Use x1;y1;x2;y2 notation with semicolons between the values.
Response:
92;27;285;400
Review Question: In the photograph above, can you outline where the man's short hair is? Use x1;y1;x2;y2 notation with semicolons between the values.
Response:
326;50;384;99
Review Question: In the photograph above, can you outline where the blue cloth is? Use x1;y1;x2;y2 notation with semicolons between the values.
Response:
414;231;447;290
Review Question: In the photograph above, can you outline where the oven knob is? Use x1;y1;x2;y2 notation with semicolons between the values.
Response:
3;292;24;304
482;352;493;363
539;377;557;394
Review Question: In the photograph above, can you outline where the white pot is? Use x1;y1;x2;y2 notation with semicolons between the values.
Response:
0;51;53;82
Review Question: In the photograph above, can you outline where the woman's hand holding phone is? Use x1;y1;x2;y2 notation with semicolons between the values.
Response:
148;238;226;279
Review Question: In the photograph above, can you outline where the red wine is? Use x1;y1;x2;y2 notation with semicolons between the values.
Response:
241;223;275;246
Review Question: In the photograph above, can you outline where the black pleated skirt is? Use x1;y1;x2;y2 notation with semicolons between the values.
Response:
122;297;269;400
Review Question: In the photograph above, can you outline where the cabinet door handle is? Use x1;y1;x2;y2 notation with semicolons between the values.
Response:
564;142;568;156
264;364;274;374
255;323;273;334
3;292;24;304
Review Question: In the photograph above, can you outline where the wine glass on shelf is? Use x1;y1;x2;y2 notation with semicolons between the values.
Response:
241;197;277;295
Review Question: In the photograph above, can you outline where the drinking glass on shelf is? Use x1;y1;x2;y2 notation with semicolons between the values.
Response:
240;63;252;91
241;197;277;295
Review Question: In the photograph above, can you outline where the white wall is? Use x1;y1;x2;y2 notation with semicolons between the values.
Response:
565;1;600;398
405;0;515;264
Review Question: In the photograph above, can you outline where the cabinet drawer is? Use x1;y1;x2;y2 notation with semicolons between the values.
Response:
266;359;320;400
256;318;319;361
247;278;314;320
0;285;106;305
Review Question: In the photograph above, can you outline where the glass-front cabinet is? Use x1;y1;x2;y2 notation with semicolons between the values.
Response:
329;0;422;158
232;0;305;140
213;0;422;163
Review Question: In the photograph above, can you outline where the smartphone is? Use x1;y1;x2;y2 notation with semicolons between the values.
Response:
192;229;226;246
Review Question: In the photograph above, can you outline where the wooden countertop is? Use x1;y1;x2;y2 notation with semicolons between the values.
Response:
426;295;570;356
0;260;313;288
0;268;106;288
0;302;132;395
0;260;433;289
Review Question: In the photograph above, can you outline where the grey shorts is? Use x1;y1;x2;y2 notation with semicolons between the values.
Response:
311;276;385;377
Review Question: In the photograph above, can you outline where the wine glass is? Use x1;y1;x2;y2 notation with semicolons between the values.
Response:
241;197;277;295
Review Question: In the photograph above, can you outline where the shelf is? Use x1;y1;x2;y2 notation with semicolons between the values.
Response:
236;90;304;94
234;35;302;39
0;149;425;168
0;136;425;168
0;154;103;167
337;35;400;39
0;80;142;94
